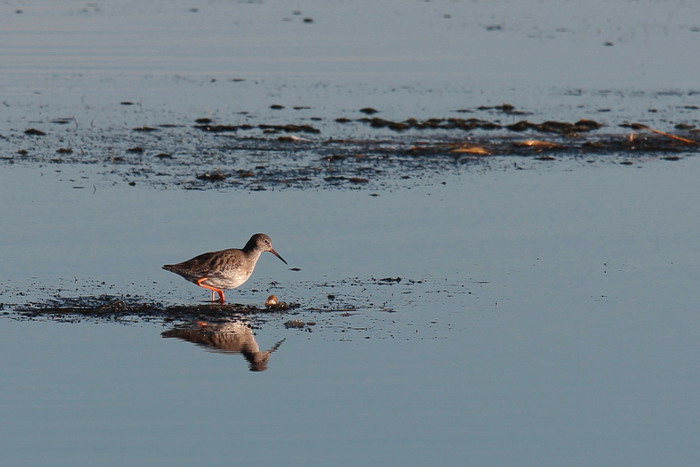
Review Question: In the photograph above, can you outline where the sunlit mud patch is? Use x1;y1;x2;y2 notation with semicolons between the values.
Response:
7;294;299;325
1;275;473;342
2;113;697;191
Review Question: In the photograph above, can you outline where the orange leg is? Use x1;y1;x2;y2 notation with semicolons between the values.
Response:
196;278;226;305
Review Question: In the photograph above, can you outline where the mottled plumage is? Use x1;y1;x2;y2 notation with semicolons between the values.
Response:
163;233;287;304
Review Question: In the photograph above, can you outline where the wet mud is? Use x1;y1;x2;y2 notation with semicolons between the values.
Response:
7;294;297;325
1;276;462;337
2;109;697;191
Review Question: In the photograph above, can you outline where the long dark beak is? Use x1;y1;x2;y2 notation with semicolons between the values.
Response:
270;248;288;265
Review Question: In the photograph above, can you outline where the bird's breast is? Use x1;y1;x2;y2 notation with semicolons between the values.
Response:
205;269;253;290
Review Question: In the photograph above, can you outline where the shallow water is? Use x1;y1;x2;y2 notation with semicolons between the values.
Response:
2;0;699;130
3;158;700;465
2;1;700;466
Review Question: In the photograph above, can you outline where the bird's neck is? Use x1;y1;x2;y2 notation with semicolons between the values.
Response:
245;248;264;264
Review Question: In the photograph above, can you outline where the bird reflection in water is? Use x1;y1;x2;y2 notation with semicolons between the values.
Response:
161;320;284;372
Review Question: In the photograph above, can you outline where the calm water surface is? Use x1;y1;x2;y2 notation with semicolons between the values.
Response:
3;158;700;466
2;1;700;466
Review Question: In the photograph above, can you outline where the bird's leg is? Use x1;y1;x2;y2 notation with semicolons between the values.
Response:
196;278;226;305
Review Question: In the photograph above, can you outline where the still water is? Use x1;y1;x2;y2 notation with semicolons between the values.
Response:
2;0;700;466
3;158;700;466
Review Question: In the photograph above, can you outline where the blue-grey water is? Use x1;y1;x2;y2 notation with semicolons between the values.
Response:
2;1;700;466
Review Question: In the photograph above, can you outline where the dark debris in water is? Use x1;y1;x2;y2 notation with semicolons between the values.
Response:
1;274;440;323
195;123;321;134
10;294;301;325
0;275;470;346
4;115;698;191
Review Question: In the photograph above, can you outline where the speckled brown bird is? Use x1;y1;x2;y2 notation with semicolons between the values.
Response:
163;233;287;305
